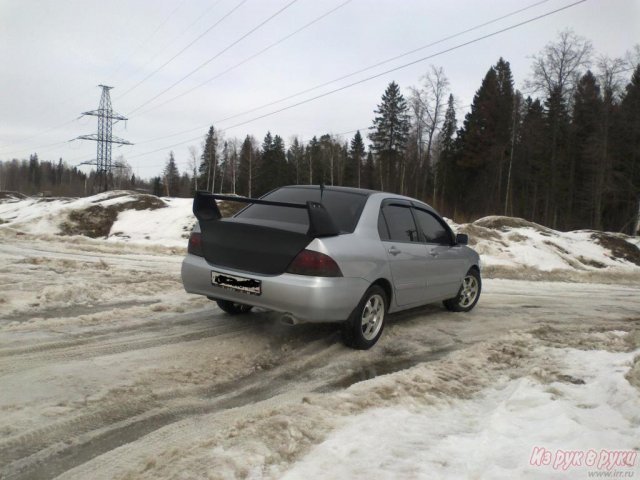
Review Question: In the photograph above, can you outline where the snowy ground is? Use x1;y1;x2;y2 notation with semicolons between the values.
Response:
0;193;639;479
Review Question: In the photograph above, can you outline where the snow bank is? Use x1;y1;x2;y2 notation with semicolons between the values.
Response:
107;197;194;247
452;215;640;276
0;191;195;247
281;347;640;479
1;193;639;277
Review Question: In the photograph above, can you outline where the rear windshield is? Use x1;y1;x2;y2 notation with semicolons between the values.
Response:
234;187;368;233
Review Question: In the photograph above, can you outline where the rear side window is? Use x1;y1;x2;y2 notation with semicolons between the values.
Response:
381;204;419;242
413;208;451;244
235;187;368;233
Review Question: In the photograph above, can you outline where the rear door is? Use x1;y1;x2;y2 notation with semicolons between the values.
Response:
412;207;468;299
378;200;429;307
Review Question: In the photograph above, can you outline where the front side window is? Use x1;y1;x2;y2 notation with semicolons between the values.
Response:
381;204;419;242
413;208;451;244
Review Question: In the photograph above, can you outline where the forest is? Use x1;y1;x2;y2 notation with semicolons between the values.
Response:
1;31;639;233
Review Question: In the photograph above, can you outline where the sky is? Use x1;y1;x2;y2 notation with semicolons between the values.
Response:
0;0;638;179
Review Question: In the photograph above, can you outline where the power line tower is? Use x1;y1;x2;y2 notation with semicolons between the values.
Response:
76;85;132;192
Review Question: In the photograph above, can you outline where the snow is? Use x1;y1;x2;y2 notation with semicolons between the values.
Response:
0;190;196;247
0;221;639;479
108;197;194;247
2;193;639;280
280;347;640;479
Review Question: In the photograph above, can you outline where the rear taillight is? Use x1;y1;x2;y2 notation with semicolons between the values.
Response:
286;249;343;277
188;232;203;256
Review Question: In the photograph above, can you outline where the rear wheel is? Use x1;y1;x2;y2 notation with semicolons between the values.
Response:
341;285;387;350
216;300;253;315
443;268;481;312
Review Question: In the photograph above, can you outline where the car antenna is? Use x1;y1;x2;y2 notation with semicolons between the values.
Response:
320;182;325;203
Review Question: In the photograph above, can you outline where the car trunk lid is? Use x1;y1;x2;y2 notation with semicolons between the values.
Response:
193;192;340;275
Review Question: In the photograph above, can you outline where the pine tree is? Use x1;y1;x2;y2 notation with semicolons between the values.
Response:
435;94;457;211
457;62;514;216
287;137;305;184
369;81;410;192
362;151;376;190
616;65;640;233
198;126;218;193
513;97;546;221
163;151;180;196
344;131;364;188
255;132;287;195
543;86;570;227
568;71;602;228
152;177;163;197
237;135;255;196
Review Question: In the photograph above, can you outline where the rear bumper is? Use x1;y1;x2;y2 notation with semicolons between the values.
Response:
181;254;370;323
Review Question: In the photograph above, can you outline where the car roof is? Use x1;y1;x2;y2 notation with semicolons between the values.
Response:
278;185;379;196
275;185;438;213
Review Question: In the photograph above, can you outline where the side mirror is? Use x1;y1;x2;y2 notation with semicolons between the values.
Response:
455;233;468;245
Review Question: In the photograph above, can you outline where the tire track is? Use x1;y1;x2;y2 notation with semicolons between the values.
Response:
0;333;343;480
0;316;251;375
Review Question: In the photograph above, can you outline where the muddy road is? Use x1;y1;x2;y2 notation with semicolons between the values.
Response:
0;233;639;479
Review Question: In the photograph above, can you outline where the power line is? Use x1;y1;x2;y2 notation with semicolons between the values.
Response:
125;0;300;116
132;0;562;147
124;0;587;162
0;119;78;156
114;0;226;89
116;0;249;100
109;0;190;85
198;0;557;127
0;2;192;155
219;1;587;132
0;0;553;157
133;0;354;117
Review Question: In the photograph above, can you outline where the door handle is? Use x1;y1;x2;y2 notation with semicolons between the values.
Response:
388;246;401;256
429;251;439;257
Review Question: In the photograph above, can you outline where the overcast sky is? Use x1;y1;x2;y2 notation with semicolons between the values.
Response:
0;0;638;178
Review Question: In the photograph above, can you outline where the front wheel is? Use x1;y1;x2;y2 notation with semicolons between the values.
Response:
341;285;387;350
216;300;253;315
443;269;481;312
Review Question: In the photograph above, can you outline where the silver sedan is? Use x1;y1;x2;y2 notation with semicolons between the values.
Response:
181;185;481;349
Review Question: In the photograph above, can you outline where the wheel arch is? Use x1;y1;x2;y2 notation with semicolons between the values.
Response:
371;277;393;306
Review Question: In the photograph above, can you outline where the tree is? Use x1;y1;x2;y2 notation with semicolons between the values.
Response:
287;137;305;184
198;126;218;193
514;97;546;221
569;71;602;228
526;30;592;227
151;176;163;197
188;146;199;194
237;135;256;196
254;132;287;195
527;29;593;103
163;151;180;196
615;66;640;233
369;81;410;192
411;66;449;198
362;151;376;190
346;131;365;187
434;94;457;211
456;60;514;216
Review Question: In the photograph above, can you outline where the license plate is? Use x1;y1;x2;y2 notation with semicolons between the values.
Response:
211;271;261;295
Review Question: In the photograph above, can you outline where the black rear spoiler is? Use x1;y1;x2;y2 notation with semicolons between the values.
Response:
193;191;340;237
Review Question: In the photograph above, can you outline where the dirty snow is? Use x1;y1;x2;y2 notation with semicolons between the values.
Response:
2;192;638;277
108;197;194;247
1;194;640;480
281;347;640;479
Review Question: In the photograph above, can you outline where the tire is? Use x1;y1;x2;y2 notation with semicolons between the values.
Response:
216;300;254;315
443;268;481;312
341;285;387;350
